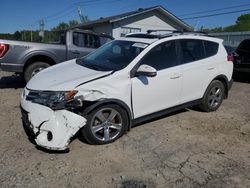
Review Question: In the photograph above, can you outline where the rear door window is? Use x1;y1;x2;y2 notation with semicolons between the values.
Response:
73;32;100;48
180;39;205;64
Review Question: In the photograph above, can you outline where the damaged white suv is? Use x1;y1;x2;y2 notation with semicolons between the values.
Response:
20;32;233;151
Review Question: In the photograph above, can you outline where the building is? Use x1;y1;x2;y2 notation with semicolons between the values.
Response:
76;6;193;38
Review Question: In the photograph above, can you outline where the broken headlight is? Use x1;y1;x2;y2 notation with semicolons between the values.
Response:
26;90;78;110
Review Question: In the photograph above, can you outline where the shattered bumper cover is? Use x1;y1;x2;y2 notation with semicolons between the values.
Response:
20;98;87;151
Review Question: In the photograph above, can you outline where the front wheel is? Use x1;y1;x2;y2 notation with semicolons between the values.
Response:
80;104;129;145
199;80;225;112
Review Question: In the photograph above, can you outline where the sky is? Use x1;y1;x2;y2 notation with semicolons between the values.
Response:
0;0;250;33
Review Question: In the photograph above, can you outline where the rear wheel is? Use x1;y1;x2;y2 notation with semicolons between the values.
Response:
199;80;225;112
24;62;50;82
81;104;129;145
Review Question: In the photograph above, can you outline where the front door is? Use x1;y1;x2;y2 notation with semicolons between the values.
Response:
131;40;182;118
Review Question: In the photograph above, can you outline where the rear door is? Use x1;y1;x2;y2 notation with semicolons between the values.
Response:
68;32;100;59
179;39;219;103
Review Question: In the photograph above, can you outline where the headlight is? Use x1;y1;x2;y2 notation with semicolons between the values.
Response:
27;90;78;109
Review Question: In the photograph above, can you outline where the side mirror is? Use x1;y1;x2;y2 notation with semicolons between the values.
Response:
136;64;157;77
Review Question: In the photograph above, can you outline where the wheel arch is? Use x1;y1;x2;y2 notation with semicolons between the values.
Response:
82;99;133;131
23;55;56;72
211;75;230;99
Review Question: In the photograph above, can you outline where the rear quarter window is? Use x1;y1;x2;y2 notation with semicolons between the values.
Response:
204;41;219;57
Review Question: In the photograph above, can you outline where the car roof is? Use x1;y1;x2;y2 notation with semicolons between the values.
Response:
117;32;223;44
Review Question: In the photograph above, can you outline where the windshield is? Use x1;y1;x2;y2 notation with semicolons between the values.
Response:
77;40;148;71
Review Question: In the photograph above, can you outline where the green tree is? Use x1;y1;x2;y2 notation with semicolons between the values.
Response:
14;31;21;40
52;22;69;31
69;20;80;27
206;13;250;33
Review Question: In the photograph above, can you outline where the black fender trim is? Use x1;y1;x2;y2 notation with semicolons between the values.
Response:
83;99;133;131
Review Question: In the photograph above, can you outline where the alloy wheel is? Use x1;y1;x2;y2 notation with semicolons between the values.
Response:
90;108;123;141
208;86;223;108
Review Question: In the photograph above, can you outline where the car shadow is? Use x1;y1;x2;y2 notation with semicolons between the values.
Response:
132;108;188;128
233;72;250;84
0;74;26;89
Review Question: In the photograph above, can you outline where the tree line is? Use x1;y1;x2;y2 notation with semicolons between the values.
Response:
203;14;250;33
0;20;82;43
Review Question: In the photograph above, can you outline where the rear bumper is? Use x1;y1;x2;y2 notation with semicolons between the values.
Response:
0;63;23;72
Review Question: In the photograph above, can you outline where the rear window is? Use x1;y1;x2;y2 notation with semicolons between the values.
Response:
204;41;219;57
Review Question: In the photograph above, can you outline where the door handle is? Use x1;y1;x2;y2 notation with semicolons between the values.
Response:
170;74;181;79
208;67;215;70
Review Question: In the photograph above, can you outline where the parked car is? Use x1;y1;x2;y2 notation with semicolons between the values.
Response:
0;29;113;82
20;31;233;151
232;39;250;74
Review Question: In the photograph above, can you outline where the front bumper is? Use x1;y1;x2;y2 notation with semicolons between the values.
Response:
20;92;87;151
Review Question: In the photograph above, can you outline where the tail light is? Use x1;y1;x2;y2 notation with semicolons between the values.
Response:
227;53;234;62
0;43;9;58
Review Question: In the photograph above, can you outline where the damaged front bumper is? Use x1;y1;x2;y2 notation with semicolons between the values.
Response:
20;97;87;151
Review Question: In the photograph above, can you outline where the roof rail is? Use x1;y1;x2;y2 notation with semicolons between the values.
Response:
125;30;213;39
147;29;182;34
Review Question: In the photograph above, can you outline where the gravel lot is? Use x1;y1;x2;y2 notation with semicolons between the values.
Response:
0;71;250;188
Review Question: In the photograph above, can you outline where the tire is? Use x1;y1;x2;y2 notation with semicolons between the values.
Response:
24;62;50;82
81;104;129;145
199;80;225;112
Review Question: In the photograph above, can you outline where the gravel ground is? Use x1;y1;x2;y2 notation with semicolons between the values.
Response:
0;71;250;188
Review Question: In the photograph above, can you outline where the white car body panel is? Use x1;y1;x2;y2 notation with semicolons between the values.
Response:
76;71;132;110
26;59;112;91
131;66;182;118
179;56;219;103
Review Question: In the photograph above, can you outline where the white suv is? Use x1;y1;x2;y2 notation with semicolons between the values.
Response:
20;31;233;151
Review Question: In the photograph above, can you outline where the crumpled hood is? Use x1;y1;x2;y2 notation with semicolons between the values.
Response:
26;59;112;91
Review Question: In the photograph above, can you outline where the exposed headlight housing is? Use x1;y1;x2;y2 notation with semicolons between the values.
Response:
26;90;78;110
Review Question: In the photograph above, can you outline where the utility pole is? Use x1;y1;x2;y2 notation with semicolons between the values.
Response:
39;19;45;41
30;24;33;41
77;6;84;23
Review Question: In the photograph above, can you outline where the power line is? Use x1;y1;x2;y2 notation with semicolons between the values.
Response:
42;0;123;23
45;8;77;23
179;3;250;17
182;9;250;20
